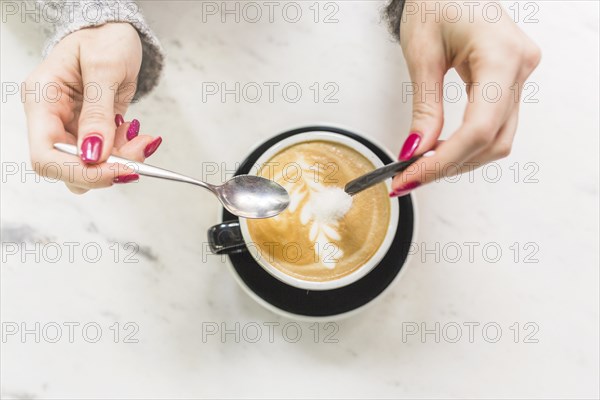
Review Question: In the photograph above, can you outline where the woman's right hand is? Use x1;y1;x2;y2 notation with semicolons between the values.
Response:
389;1;541;197
23;22;163;194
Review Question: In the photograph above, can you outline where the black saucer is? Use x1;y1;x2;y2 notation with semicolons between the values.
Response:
222;126;414;317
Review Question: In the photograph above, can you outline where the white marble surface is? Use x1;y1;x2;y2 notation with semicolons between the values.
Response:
1;1;598;398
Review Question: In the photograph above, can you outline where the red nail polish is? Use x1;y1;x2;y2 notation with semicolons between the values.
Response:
144;136;162;157
113;173;139;184
80;135;103;163
115;114;124;127
399;132;421;161
127;119;140;140
389;181;420;198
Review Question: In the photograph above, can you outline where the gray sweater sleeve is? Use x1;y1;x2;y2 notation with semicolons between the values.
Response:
384;0;406;41
33;0;164;100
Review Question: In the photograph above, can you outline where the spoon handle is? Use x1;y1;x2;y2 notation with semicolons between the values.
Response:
344;156;420;196
53;143;213;191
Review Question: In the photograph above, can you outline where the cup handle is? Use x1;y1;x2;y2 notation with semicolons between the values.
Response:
207;221;248;254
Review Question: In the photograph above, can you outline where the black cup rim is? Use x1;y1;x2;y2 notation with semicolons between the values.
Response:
221;126;415;318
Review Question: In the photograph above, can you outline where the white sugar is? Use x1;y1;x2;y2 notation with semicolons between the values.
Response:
311;186;353;223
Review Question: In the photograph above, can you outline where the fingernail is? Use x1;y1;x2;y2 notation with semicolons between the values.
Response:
144;136;162;157
127;119;140;141
80;134;103;163
399;132;421;161
389;181;420;198
113;173;140;184
115;114;124;127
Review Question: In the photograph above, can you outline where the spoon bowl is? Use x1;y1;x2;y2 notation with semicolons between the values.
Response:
218;175;290;218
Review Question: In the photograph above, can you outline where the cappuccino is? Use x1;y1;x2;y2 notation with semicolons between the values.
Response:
246;140;390;282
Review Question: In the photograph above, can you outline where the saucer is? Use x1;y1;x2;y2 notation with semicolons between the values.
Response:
221;126;415;318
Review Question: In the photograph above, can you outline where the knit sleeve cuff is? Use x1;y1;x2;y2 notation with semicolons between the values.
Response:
39;0;164;100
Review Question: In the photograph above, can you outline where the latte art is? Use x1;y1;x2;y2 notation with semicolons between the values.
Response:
291;185;352;268
246;141;390;282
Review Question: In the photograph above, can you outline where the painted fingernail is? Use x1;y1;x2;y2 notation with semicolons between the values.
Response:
144;136;162;158
399;132;421;161
115;114;124;127
113;173;140;184
80;134;103;163
127;119;140;141
389;181;421;198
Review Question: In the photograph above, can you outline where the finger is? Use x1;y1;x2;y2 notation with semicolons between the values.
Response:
66;185;89;195
114;118;140;148
24;74;87;194
466;108;519;166
115;113;125;128
115;134;162;161
48;151;137;190
454;55;522;167
26;103;136;190
77;63;121;164
390;66;517;196
114;117;127;148
459;74;515;144
24;79;74;164
399;48;447;161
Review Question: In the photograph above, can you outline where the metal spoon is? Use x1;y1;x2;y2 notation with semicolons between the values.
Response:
54;143;290;219
344;150;435;196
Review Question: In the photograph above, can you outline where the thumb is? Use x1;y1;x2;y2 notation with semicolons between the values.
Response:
399;64;445;161
77;69;119;164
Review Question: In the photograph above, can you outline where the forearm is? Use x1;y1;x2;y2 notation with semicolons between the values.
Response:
30;0;164;99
